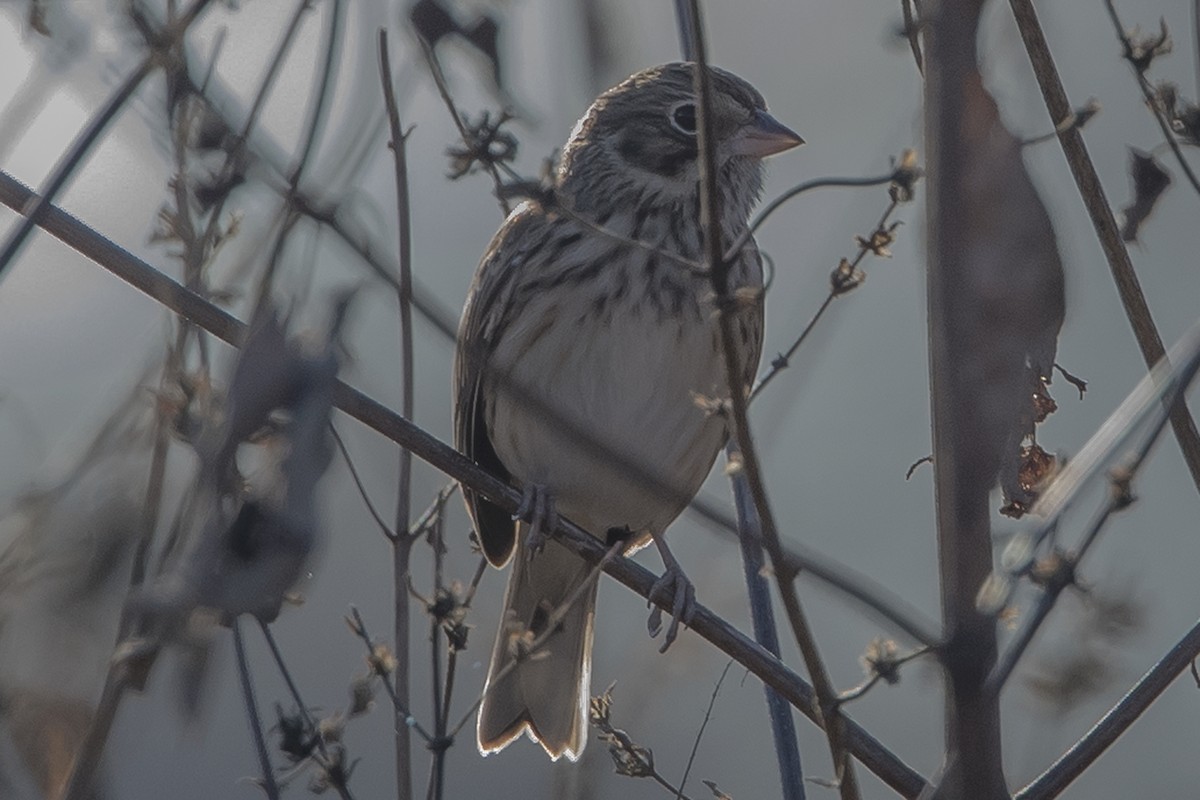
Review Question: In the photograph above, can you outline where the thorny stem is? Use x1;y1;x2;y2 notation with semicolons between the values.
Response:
1008;0;1200;496
380;30;417;800
346;607;436;743
686;3;860;798
750;195;905;402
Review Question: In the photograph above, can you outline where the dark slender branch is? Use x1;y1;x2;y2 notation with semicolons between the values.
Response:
1014;618;1200;800
726;172;898;262
291;0;344;185
198;0;312;263
379;30;416;800
60;665;131;800
1008;0;1200;496
686;3;859;797
674;0;698;60
233;618;281;800
901;0;924;73
330;424;400;539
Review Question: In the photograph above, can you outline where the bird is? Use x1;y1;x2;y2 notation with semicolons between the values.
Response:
453;62;802;761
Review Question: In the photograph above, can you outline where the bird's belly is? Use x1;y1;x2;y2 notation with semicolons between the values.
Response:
487;304;730;539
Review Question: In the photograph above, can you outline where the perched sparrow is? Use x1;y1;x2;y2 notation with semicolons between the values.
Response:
454;62;802;761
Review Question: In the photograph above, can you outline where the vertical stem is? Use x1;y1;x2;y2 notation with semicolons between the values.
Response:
922;2;1006;797
379;30;415;800
685;1;858;796
730;448;806;800
233;618;281;800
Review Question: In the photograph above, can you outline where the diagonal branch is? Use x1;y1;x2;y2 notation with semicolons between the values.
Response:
0;169;928;800
1008;0;1200;496
1014;617;1200;800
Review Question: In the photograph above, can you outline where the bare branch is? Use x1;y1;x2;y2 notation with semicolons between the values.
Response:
1014;618;1200;800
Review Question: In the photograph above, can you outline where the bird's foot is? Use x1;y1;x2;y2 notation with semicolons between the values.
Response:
646;533;696;653
513;484;557;559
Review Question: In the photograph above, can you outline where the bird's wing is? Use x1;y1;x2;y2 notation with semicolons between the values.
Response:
453;203;548;567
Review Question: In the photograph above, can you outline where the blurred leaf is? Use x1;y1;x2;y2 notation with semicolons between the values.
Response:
1120;148;1172;242
410;0;505;93
957;72;1066;511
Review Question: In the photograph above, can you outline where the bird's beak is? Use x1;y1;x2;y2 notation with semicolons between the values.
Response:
731;109;804;158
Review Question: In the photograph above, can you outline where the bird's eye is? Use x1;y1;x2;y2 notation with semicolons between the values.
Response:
669;102;697;136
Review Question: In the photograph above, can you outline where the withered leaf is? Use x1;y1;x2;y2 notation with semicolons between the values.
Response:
1120;148;1172;242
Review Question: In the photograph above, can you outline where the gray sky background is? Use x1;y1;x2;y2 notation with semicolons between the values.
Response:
0;0;1198;797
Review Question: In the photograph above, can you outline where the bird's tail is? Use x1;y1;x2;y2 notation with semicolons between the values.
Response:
477;537;597;761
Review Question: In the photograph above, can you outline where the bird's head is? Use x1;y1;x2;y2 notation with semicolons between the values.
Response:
559;63;803;222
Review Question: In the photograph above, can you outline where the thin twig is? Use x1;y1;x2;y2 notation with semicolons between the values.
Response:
686;3;859;797
1009;0;1200;496
729;444;805;800
233;618;281;800
330;423;400;539
725;172;898;262
380;29;417;800
676;661;734;800
345;608;436;743
750;194;904;401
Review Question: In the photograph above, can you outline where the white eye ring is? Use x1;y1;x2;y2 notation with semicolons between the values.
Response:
669;101;697;136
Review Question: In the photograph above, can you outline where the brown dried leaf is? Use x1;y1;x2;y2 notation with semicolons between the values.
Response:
958;73;1067;510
